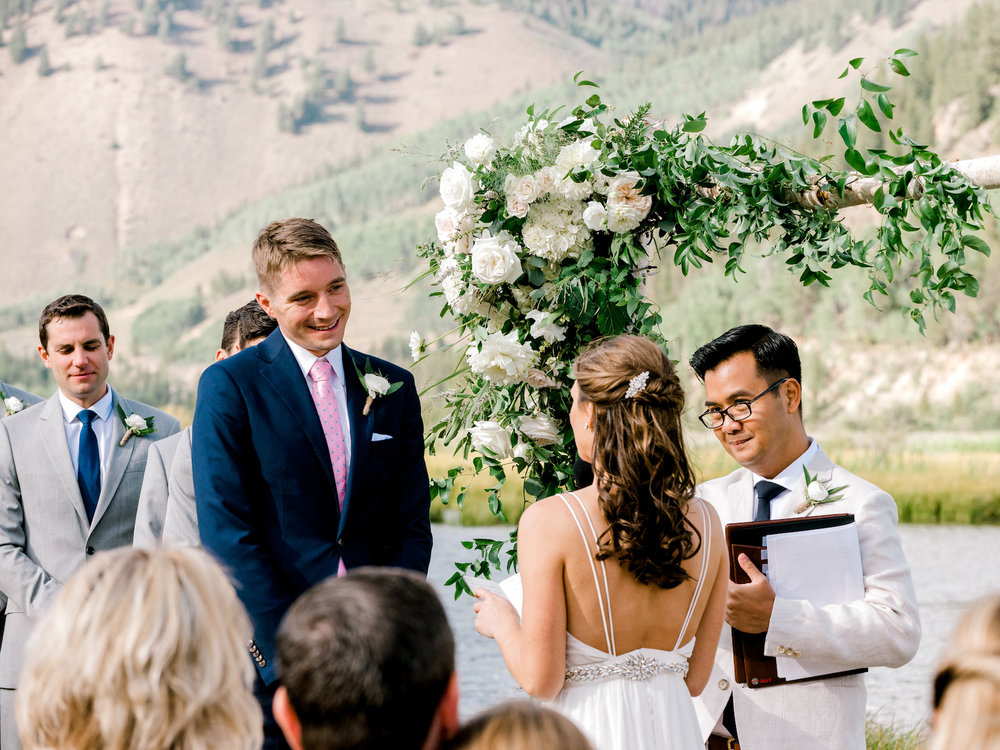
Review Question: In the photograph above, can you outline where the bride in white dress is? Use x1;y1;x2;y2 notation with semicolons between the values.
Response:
473;335;727;750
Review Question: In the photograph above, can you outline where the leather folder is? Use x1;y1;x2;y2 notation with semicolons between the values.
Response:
726;513;867;689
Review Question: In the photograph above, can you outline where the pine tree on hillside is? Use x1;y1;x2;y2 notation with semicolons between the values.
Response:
37;43;50;76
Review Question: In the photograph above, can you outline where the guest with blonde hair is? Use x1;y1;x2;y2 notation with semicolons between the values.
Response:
444;701;593;750
930;593;1000;750
16;546;262;750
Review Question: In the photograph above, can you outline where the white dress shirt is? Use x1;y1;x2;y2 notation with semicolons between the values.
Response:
284;334;353;466
58;386;116;484
749;437;819;497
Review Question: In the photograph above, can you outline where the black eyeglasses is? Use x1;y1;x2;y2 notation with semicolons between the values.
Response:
698;377;791;429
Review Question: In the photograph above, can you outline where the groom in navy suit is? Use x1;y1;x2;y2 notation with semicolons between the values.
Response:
192;218;432;748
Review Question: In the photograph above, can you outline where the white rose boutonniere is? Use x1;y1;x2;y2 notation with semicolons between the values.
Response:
794;467;849;514
353;358;403;417
117;405;156;446
1;389;25;417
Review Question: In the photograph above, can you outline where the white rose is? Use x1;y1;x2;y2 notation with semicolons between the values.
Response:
554;139;601;174
524;368;560;389
583;201;607;231
466;331;536;386
512;442;532;461
125;414;147;431
409;331;424;361
506;197;529;219
506;173;541;205
464;133;496;166
605;172;653;232
807;482;830;503
364;373;391;397
525;310;567;344
439;161;477;212
519;413;562;446
469;420;511;458
471;232;523;285
435;208;459;243
3;397;24;415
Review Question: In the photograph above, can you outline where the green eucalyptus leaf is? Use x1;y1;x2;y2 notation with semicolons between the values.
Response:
838;116;857;149
856;99;881;132
860;78;891;93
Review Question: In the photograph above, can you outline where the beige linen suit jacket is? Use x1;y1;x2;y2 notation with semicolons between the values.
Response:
693;444;920;750
134;427;189;548
0;391;180;692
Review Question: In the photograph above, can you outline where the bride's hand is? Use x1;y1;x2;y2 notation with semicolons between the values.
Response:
472;589;519;640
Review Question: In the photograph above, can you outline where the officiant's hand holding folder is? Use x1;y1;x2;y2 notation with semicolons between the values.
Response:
726;514;867;688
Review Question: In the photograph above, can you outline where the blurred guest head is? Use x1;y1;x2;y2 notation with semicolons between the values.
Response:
237;299;277;349
17;546;261;750
930;594;1000;750
274;567;459;750
443;701;594;750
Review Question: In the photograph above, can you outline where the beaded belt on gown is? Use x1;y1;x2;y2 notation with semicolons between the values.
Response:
564;652;689;684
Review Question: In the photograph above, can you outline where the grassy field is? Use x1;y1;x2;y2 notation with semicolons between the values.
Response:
865;715;928;750
429;431;1000;527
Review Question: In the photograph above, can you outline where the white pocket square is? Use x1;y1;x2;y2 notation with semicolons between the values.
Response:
372;432;394;442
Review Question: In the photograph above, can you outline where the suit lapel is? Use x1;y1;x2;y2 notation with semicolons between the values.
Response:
257;333;338;497
341;346;373;535
39;396;90;526
91;392;133;528
773;443;838;518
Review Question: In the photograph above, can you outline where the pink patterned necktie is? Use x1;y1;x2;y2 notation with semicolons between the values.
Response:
307;358;348;575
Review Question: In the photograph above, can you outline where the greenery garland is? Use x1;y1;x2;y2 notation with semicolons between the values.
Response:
415;54;992;594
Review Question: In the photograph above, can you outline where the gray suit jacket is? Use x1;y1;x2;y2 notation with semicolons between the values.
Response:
0;383;43;416
693;444;921;750
161;429;199;547
134;427;189;548
0;390;180;688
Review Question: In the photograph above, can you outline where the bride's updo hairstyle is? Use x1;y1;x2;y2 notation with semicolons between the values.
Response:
574;335;700;588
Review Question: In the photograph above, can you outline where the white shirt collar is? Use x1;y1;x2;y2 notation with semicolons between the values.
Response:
283;332;347;386
751;437;818;491
58;386;115;423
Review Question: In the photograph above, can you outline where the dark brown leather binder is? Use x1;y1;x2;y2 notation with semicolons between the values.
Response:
725;513;867;689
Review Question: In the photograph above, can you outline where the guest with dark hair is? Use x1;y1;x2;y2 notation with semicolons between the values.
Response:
473;335;727;750
274;567;459;750
690;324;920;750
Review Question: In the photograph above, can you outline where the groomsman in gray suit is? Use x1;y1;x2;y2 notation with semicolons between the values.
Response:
689;325;920;750
135;301;276;547
0;294;180;749
0;382;43;417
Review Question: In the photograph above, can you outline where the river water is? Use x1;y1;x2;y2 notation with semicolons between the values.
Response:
428;522;1000;730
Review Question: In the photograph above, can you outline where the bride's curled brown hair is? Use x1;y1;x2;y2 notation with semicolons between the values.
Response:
574;335;699;589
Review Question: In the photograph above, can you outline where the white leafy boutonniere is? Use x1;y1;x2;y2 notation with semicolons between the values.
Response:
1;389;25;417
793;466;849;514
117;404;157;446
353;358;403;416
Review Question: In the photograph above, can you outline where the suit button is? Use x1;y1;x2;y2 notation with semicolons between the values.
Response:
793;650;802;658
718;679;729;691
85;546;95;555
777;646;786;655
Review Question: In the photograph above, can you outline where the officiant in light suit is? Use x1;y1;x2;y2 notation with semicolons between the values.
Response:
0;295;180;750
193;218;432;749
689;324;920;750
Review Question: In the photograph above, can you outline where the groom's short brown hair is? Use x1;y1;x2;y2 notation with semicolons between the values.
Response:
276;568;454;750
253;218;343;293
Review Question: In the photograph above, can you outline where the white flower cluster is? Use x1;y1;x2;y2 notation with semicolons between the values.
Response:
466;331;536;386
521;197;591;263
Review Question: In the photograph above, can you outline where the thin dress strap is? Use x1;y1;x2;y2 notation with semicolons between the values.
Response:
558;492;616;656
673;499;712;651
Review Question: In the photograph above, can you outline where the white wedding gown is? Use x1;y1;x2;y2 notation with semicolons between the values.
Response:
547;492;708;750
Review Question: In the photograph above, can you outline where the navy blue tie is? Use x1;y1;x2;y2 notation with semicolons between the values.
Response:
754;480;784;522
77;410;101;522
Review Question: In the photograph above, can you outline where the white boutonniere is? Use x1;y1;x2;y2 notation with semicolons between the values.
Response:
793;466;849;514
353;358;403;416
117;404;157;446
1;389;24;417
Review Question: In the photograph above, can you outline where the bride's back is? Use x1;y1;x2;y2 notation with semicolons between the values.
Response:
554;486;722;654
554;335;725;655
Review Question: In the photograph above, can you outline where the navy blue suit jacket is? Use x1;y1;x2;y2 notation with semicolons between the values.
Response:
192;331;432;684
